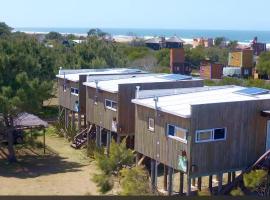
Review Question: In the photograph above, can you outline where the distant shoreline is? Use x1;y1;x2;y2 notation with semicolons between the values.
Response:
16;29;270;47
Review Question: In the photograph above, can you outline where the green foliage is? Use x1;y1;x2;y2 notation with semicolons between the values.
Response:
0;22;13;36
87;28;108;38
230;187;244;196
257;51;270;75
214;37;225;47
92;173;114;194
185;46;206;68
121;45;151;61
0;33;55;124
120;166;150;195
228;40;238;50
243;170;267;191
45;32;63;41
205;47;229;65
94;139;134;175
155;48;170;67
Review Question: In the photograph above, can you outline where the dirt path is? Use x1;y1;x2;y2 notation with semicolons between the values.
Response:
0;134;99;195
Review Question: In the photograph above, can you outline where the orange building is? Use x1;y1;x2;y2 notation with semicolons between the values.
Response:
228;49;254;68
200;60;223;79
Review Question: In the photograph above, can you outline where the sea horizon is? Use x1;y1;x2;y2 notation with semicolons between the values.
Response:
14;27;270;43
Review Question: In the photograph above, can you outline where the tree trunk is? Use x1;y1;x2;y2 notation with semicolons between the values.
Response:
4;115;17;163
7;129;16;163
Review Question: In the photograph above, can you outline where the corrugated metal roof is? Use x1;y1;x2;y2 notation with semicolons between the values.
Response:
83;74;194;93
132;86;270;118
166;36;185;43
56;68;148;82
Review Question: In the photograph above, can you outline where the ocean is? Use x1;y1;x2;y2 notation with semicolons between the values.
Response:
15;27;270;43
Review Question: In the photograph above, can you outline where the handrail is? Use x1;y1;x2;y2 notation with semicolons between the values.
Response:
221;149;270;194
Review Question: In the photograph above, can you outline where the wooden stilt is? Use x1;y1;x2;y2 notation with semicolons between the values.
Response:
83;114;87;128
163;165;168;191
218;173;223;194
95;126;100;147
78;113;81;130
136;153;140;165
106;131;111;155
186;176;191;196
71;111;75;130
117;135;121;144
168;167;173;196
197;177;202;191
208;175;213;192
227;172;232;184
179;172;184;195
232;172;236;181
192;178;196;187
150;159;156;193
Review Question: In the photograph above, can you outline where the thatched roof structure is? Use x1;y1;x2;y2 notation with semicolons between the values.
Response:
13;112;48;128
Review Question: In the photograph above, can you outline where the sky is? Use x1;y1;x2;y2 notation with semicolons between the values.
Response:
0;0;270;30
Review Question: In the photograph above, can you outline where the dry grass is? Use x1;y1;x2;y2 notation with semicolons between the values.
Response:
0;133;100;195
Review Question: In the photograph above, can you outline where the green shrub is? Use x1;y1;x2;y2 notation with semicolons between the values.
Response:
92;173;113;194
120;166;150;195
243;170;267;191
230;187;244;196
94;139;134;175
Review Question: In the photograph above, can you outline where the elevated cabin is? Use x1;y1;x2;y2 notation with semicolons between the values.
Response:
200;60;223;79
166;36;184;49
83;74;203;146
251;37;267;56
145;37;166;50
132;86;270;195
228;49;254;68
56;68;147;130
193;38;213;48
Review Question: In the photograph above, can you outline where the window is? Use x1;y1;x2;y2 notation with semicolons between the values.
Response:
166;124;187;143
105;99;117;111
213;128;226;140
196;128;226;143
71;87;79;96
148;118;154;132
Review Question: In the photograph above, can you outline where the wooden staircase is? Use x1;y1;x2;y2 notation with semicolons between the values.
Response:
221;149;270;195
71;125;95;149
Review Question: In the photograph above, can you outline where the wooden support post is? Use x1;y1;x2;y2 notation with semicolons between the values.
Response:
186;176;191;196
163;165;168;191
106;131;111;155
78;113;81;130
83;114;87;128
179;172;184;195
218;173;223;194
227;172;232;184
150;159;156;193
64;108;67;130
136;153;140;165
96;126;100;147
197;177;202;191
71;111;75;130
208;175;213;192
168;167;173;196
117;135;121;144
192;178;196;187
232;172;236;181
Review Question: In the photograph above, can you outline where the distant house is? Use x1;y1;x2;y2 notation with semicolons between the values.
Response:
166;36;184;48
132;85;270;195
251;37;267;56
224;49;254;78
200;60;223;79
145;37;166;50
193;37;213;48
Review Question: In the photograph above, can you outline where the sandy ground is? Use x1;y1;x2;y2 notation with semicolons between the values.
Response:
0;134;100;195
